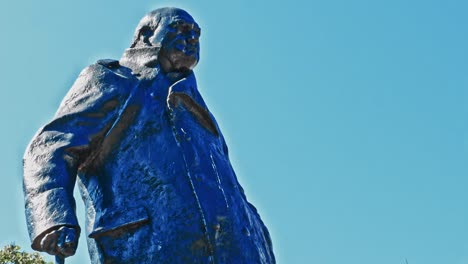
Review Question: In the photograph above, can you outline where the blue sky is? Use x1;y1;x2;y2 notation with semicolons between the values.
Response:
1;0;467;263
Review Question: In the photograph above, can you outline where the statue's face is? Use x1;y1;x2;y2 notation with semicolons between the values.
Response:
157;13;200;73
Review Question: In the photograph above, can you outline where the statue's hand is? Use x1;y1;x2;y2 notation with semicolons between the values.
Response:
40;226;78;257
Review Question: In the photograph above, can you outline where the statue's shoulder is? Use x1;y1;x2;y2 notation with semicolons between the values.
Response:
59;59;137;113
96;59;121;69
78;59;135;82
68;59;137;94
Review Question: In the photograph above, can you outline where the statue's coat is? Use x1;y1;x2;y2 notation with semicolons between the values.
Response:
23;58;275;263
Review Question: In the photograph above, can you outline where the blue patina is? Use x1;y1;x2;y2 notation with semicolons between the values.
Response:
23;7;275;264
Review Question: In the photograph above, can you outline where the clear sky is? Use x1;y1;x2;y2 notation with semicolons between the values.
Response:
0;0;467;263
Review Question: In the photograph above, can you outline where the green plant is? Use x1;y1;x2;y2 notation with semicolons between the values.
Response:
0;244;52;264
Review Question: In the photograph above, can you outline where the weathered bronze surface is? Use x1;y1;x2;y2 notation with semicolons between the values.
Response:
23;7;275;263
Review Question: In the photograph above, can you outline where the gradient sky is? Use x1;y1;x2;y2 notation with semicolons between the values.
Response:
1;0;467;263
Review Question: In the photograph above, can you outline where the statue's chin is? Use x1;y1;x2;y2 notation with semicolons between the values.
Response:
159;50;199;73
175;56;198;72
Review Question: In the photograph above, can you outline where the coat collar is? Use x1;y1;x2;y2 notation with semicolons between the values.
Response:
119;46;193;83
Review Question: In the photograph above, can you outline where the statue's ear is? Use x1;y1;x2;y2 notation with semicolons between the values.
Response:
131;26;154;48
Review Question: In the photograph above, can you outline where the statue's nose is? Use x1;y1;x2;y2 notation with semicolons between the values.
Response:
187;31;199;45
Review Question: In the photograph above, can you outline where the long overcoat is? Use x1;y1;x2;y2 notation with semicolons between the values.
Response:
23;59;275;263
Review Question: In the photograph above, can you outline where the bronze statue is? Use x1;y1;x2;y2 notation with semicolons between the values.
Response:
23;7;275;263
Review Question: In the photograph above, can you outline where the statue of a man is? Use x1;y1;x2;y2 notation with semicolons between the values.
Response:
23;7;275;264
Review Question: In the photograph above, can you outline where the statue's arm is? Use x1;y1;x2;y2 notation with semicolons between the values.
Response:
23;63;126;252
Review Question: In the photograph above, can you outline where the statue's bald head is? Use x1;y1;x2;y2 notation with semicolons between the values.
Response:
126;7;201;73
130;7;195;48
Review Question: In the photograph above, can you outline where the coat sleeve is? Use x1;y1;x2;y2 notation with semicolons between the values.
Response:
23;63;129;250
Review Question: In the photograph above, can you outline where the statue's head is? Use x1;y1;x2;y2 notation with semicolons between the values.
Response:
130;7;200;73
